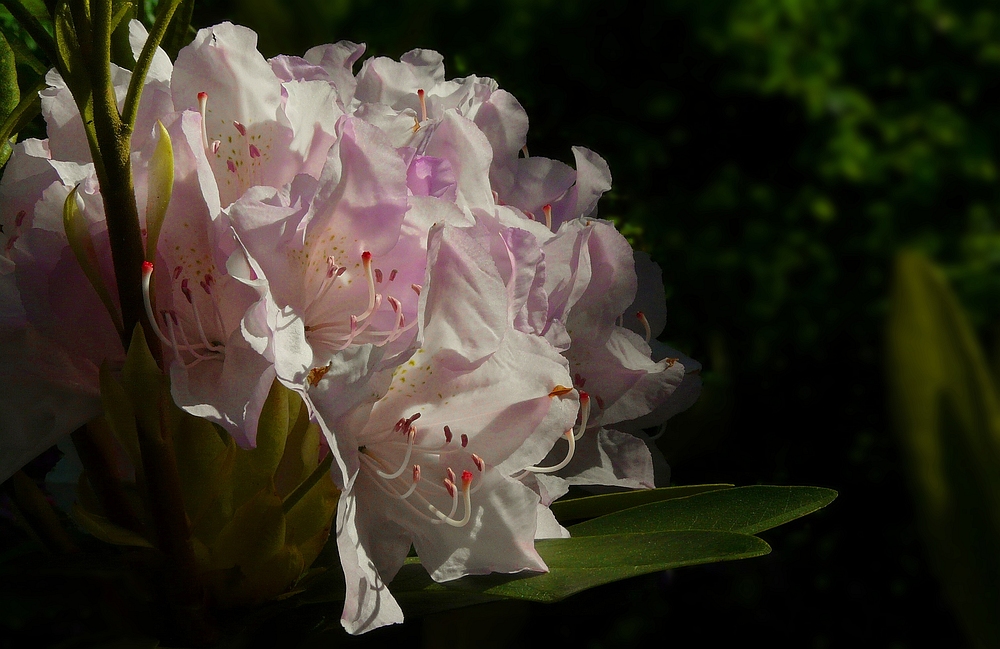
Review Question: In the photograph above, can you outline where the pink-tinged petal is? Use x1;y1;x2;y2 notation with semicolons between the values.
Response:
169;337;276;448
404;153;457;201
269;55;330;84
281;80;342;178
410;471;547;582
535;503;570;540
0;140;59;261
549;147;613;227
172;23;299;206
473;89;529;198
615;344;703;433
622;251;667;340
309;117;409;257
0;325;102;482
127;20;172;83
561;219;637;347
172;22;281;126
421;111;495;211
335;488;406;634
355;50;446;111
40;71;92;164
555;427;655;490
13;182;123;365
418;223;505;368
502;156;576;220
303;41;367;108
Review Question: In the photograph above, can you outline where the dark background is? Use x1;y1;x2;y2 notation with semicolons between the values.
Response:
8;0;1000;646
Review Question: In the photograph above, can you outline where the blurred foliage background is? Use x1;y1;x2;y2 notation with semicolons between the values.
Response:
5;0;999;646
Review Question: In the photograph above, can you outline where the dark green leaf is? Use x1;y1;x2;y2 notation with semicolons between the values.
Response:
567;485;837;537
550;483;733;522
394;531;770;606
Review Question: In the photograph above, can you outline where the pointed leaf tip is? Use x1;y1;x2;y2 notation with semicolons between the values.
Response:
145;120;174;262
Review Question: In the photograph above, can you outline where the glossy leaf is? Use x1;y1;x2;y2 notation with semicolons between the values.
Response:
550;483;734;522
395;530;769;606
567;485;837;537
887;251;1000;649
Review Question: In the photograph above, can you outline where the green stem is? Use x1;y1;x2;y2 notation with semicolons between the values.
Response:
85;0;159;356
135;391;216;646
121;0;181;131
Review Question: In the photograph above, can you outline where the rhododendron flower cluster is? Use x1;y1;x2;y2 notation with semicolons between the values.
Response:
0;21;699;633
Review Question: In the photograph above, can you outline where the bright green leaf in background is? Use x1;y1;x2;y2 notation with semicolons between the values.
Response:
887;251;1000;649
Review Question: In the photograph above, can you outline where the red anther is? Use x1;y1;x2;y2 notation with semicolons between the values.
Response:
14;210;25;227
198;91;208;101
173;265;183;280
574;373;586;388
388;296;401;312
443;425;453;443
411;283;422;295
389;269;398;281
444;478;456;497
525;211;535;221
166;310;180;326
417;88;425;98
362;251;372;263
142;260;154;275
412;464;421;482
212;141;221;154
227;159;237;173
405;412;422;426
181;278;193;302
394;417;406;432
447;467;456;483
472;454;484;472
636;310;645;319
249;144;261;159
460;433;469;448
200;280;212;295
374;268;383;283
205;274;215;287
233;121;247;136
461;470;473;486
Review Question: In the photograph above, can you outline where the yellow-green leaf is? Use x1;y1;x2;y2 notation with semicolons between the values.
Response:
144;120;173;262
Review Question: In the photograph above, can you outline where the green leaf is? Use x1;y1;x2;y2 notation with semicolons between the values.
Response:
98;361;141;470
887;251;1000;649
120;324;166;440
231;379;290;509
72;502;153;548
63;186;124;335
0;30;19;120
390;531;770;608
550;483;734;522
143;120;172;262
567;485;837;537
